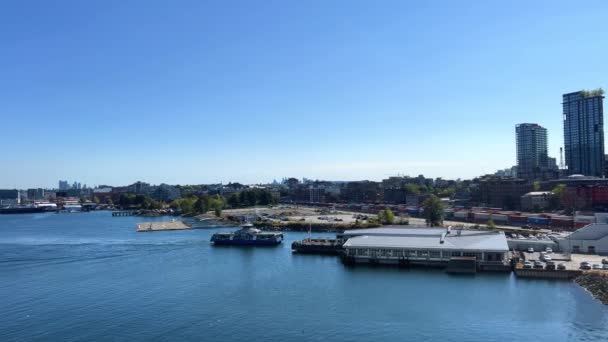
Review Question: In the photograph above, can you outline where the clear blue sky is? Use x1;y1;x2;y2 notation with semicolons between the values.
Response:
2;0;607;188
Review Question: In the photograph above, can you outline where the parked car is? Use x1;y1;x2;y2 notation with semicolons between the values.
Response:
545;261;556;270
527;247;534;253
545;247;553;253
543;256;552;262
580;262;591;270
603;264;608;270
534;261;544;269
602;258;608;265
592;264;602;270
523;261;533;269
557;263;566;270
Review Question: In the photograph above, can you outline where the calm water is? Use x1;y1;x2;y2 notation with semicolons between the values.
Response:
1;211;607;341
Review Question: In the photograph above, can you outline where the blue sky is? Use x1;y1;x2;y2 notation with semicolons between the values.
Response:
1;0;607;188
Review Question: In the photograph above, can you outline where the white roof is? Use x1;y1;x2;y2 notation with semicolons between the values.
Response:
342;229;508;252
523;191;552;197
340;227;482;238
567;223;608;240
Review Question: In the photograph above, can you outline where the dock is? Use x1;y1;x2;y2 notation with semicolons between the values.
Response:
113;211;136;217
291;238;343;255
136;221;191;232
514;264;582;279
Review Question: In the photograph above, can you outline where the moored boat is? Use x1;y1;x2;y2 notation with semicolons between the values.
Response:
211;223;283;246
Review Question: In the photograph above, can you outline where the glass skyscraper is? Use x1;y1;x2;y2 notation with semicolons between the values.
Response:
563;89;605;177
515;123;548;180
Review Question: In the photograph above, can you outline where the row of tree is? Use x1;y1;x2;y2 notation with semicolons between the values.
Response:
170;195;225;216
118;193;163;210
226;189;276;208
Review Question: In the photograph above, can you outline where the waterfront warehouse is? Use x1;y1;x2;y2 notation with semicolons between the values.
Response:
341;227;509;269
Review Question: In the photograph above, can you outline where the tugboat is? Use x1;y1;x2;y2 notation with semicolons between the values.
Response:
211;223;283;246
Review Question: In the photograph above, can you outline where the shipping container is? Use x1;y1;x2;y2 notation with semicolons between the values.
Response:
508;215;528;223
549;218;574;229
490;214;508;222
453;211;468;219
527;217;549;225
473;212;490;220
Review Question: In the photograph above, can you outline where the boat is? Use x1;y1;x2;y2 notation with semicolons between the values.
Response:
0;205;46;214
211;223;283;246
62;201;82;212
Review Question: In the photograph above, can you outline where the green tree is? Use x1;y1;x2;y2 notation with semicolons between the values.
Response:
246;190;257;207
378;209;395;225
93;196;100;204
227;193;240;208
404;183;421;195
214;207;222;217
551;184;566;209
533;181;541;191
258;190;273;205
486;219;496;229
193;197;207;214
422;195;444;226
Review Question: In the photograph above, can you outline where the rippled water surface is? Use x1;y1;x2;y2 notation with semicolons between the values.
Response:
1;211;607;341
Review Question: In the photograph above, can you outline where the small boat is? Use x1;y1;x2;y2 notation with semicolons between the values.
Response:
211;223;283;246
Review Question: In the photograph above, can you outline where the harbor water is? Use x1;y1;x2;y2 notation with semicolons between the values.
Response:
1;211;607;341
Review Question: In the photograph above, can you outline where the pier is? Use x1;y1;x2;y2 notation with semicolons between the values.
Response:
136;221;191;232
113;211;135;217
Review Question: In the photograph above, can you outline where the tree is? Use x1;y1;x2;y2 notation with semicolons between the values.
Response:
404;183;421;195
193;197;207;214
422;195;444;226
378;209;395;225
550;184;566;209
246;190;257;207
93;196;100;204
227;193;240;208
486;219;496;229
533;181;541;191
214;207;222;217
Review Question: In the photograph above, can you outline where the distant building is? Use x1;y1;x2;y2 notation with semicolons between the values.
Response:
151;184;181;201
563;89;605;177
520;191;552;211
0;189;19;206
127;181;150;195
494;166;518;178
26;188;45;201
308;186;325;203
516;123;549;180
341;181;380;203
58;180;69;190
478;177;532;210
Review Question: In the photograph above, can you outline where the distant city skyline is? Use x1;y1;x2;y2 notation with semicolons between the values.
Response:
2;1;608;188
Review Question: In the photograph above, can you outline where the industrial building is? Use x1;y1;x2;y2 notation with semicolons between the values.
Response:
340;227;509;271
557;213;608;255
